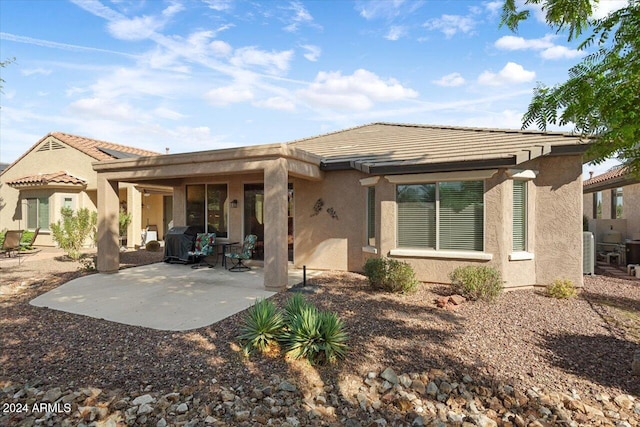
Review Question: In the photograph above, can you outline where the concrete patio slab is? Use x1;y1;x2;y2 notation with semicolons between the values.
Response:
30;262;282;331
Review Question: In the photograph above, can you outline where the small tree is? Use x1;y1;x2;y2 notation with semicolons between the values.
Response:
119;208;132;246
50;207;97;260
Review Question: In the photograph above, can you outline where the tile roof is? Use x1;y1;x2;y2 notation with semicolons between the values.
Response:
289;123;590;173
1;132;160;177
50;132;160;161
582;164;636;192
7;171;87;187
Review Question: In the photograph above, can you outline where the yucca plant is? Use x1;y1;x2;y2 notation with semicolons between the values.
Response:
282;305;322;363
284;292;313;323
318;311;349;364
238;298;284;355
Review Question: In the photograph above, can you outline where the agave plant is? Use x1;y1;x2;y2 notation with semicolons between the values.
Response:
238;298;284;355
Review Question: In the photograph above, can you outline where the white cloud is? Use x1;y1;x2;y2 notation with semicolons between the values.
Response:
356;0;424;20
495;34;584;60
153;107;185;120
298;69;418;111
301;44;321;62
424;14;477;38
205;85;254;106
591;0;628;19
107;3;184;40
477;62;535;86
68;97;147;121
202;0;233;12
385;25;407;41
210;40;232;57
540;45;584;60
283;1;320;32
21;68;52;76
432;72;465;87
484;1;502;16
495;34;555;50
230;47;294;75
253;96;296;111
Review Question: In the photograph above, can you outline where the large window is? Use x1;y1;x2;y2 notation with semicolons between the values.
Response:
513;180;527;251
366;186;376;246
397;181;484;251
612;187;623;219
26;197;50;230
186;184;228;237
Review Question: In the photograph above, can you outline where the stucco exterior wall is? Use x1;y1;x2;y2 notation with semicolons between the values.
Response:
533;155;583;287
294;170;368;272
583;193;594;220
0;136;99;246
621;183;640;238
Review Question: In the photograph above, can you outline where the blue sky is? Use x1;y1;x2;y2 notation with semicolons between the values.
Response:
0;0;626;177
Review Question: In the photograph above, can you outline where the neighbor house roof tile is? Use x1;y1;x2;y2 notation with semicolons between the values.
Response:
7;171;87;186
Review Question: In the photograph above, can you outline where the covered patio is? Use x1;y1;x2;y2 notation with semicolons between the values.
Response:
30;262;317;331
93;144;323;291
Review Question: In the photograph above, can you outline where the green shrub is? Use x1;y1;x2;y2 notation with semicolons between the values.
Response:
547;278;577;299
449;265;503;302
363;257;418;294
50;207;97;260
238;298;284;355
284;292;313;322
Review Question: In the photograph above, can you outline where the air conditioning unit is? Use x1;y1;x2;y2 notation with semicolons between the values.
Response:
583;231;595;275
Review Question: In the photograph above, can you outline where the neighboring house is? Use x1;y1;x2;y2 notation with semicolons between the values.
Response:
583;165;640;253
0;163;9;173
0;132;168;247
92;122;589;291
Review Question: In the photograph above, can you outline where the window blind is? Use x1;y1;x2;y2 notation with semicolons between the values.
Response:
439;181;484;251
397;184;436;248
513;180;526;251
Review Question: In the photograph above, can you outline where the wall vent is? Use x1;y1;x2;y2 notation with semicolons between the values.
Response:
36;140;66;152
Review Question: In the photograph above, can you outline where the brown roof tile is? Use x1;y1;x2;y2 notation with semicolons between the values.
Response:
583;165;628;187
7;171;87;186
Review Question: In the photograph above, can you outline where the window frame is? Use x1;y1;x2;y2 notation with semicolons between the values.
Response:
512;179;528;252
25;197;50;231
366;186;376;246
395;180;485;253
185;183;229;238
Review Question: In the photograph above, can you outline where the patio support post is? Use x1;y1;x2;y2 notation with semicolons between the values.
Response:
126;184;141;248
264;158;289;291
97;175;120;273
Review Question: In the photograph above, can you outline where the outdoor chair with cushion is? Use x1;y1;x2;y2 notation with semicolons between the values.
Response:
225;234;257;272
188;232;216;268
1;230;24;258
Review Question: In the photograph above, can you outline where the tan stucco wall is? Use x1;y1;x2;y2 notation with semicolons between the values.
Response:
583;193;594;220
532;155;583;287
623;183;640;238
294;170;368;272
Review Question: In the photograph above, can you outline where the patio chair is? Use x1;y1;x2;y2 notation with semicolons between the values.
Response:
20;227;40;250
225;234;257;272
188;232;216;269
1;230;23;258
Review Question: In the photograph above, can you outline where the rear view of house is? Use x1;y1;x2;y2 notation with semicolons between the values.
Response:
93;123;589;290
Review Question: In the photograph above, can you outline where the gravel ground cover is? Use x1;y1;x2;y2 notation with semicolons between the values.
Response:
1;251;639;425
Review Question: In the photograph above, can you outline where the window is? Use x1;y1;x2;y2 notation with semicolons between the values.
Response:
593;192;603;219
397;180;484;251
26;197;49;230
186;184;228;237
366;186;376;246
63;197;73;209
612;187;623;219
513;180;527;251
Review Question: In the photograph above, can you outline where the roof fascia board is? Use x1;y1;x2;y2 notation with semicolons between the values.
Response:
386;169;498;184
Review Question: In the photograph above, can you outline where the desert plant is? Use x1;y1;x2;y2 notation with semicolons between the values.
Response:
449;265;503;302
238;298;284;355
363;257;418;294
50;207;97;260
279;293;349;365
547;278;577;299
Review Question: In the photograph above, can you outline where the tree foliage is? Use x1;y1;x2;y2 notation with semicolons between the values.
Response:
502;0;640;171
0;57;16;93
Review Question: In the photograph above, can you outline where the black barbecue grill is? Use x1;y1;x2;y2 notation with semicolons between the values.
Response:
163;226;202;263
